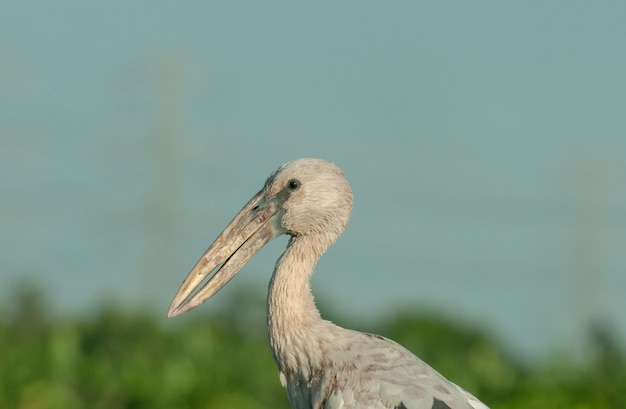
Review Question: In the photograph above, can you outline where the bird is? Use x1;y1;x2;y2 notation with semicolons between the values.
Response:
168;158;489;409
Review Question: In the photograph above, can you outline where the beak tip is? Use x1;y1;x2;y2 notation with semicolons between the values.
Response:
167;299;198;318
167;300;184;318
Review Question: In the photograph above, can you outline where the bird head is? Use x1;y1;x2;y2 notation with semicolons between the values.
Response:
265;158;353;239
167;158;353;317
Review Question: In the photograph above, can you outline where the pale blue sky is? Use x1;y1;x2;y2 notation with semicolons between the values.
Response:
2;2;625;357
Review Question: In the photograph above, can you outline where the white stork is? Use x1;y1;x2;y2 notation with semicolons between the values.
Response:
168;158;489;409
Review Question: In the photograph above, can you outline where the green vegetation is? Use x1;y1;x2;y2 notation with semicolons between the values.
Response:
1;285;623;409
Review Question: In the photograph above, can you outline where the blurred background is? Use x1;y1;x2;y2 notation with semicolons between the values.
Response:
1;2;625;408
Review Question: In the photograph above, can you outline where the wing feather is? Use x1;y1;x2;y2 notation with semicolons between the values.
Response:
305;330;488;409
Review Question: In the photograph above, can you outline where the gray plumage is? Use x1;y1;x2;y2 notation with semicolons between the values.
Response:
168;158;489;409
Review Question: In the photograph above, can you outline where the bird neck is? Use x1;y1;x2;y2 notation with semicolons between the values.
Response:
267;234;334;376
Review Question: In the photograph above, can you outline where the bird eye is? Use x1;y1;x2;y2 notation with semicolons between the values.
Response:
287;179;300;190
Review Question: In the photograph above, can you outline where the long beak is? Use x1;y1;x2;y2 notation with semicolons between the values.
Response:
167;190;279;317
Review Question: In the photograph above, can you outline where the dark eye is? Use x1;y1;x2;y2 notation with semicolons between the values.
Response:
287;179;300;191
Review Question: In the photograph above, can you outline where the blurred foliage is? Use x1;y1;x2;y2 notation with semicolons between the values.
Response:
1;284;624;409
